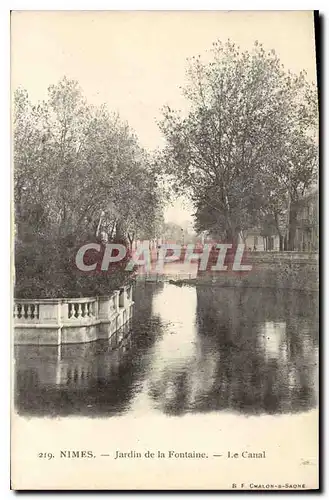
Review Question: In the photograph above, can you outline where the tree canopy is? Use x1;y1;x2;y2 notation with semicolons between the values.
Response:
159;40;318;246
14;77;164;297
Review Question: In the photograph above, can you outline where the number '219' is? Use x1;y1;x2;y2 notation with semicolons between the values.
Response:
38;452;54;460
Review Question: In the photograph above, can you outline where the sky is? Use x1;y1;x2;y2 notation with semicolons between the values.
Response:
11;11;317;225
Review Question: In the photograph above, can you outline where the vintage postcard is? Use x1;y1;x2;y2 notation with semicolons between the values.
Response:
11;10;319;490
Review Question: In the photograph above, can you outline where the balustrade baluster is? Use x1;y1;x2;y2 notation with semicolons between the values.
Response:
26;304;31;319
13;303;18;318
77;303;82;318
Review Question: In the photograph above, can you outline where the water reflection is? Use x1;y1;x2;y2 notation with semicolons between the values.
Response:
14;283;318;417
131;285;198;415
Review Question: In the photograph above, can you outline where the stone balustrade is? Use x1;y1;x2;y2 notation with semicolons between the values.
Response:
14;284;134;345
14;302;39;320
66;298;97;320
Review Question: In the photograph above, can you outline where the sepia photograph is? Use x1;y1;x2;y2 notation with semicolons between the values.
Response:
11;9;319;490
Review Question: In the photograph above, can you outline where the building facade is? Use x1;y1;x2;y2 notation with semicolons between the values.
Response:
293;189;318;252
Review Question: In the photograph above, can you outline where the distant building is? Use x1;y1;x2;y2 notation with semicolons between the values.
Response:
242;228;280;252
241;188;318;253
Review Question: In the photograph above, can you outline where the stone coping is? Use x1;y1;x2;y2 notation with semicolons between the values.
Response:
14;287;128;304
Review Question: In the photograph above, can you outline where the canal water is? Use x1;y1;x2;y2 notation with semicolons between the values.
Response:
14;283;318;418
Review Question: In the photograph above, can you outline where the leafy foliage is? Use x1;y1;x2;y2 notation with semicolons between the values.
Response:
14;77;162;298
159;40;318;243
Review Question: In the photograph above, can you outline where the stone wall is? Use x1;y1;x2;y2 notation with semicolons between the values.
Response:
195;252;319;291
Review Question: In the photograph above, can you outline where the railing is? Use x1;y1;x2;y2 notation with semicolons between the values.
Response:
14;285;134;328
66;298;97;320
14;302;39;320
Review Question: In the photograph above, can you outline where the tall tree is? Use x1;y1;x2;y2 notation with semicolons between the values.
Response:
14;77;163;244
14;77;163;297
159;40;318;245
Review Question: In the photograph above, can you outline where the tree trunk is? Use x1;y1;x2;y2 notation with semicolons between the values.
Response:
274;213;283;252
283;235;288;251
225;228;232;243
279;235;284;251
127;232;135;250
115;220;125;241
